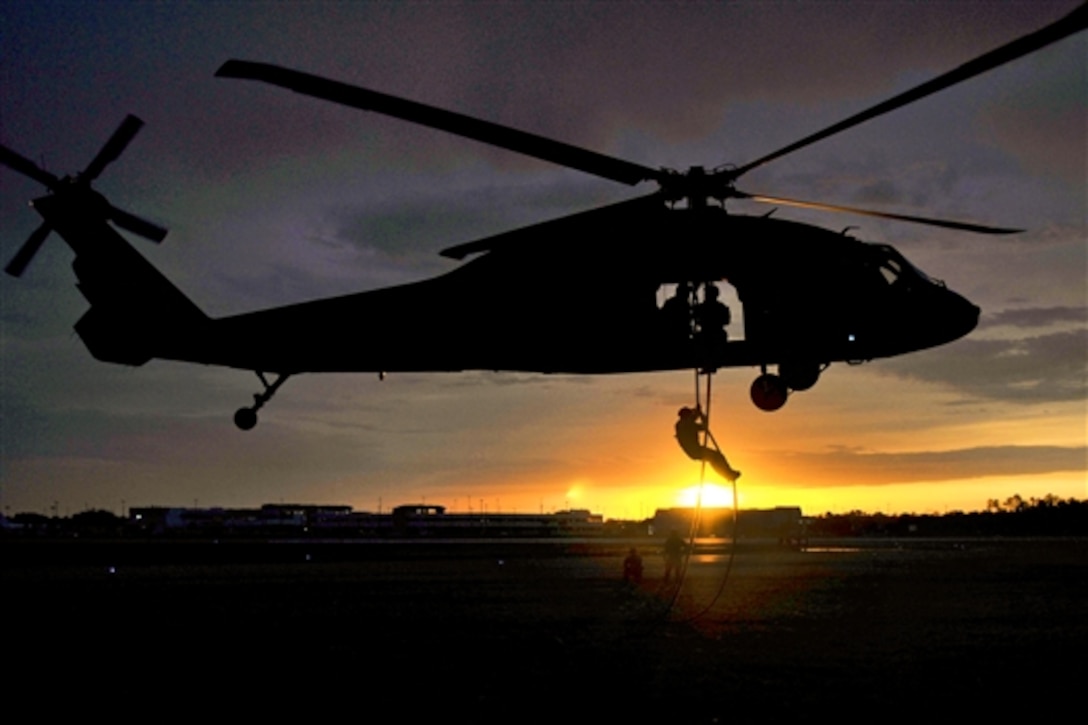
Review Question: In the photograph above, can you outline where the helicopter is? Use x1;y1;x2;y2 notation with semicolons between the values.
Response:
2;4;1084;430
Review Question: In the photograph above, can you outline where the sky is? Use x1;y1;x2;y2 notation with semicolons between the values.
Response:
1;1;1084;518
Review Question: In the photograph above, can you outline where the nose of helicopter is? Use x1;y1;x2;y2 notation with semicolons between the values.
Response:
876;284;980;359
933;288;980;346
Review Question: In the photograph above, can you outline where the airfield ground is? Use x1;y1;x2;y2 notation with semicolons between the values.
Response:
4;538;1085;719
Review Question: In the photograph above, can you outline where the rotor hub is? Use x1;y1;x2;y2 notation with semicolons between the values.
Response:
658;165;737;207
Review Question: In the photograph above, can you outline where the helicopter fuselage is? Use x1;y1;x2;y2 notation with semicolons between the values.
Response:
193;205;978;377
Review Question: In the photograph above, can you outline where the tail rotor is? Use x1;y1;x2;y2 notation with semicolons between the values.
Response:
2;114;168;278
5;222;54;278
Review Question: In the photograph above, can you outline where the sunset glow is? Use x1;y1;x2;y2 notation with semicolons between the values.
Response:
676;484;736;509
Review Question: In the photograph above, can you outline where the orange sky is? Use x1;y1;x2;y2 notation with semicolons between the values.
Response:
319;362;1086;518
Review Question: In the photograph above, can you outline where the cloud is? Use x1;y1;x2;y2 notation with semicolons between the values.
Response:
980;305;1088;329
875;330;1087;403
771;444;1086;486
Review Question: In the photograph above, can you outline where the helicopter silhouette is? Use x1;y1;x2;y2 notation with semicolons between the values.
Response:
3;4;1084;430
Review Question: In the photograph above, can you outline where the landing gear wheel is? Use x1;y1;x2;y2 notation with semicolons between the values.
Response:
233;371;292;430
751;373;788;412
234;407;258;431
778;361;822;392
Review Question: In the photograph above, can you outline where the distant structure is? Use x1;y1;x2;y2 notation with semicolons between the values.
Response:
652;506;805;546
390;505;603;538
129;503;604;539
130;504;352;536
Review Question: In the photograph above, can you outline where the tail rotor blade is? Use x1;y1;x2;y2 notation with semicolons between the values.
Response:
5;114;165;278
108;204;168;242
1;145;61;189
5;222;53;277
82;114;144;181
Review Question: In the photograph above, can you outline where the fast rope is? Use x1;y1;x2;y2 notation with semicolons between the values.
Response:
663;365;741;622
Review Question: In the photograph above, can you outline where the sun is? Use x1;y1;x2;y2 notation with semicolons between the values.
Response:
676;483;735;508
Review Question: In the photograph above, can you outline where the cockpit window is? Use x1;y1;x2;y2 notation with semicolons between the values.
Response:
879;258;901;285
870;244;942;288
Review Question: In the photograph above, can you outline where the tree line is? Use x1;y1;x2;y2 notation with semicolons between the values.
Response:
808;494;1088;538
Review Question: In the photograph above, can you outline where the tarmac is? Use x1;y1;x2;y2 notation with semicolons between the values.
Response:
5;537;1084;719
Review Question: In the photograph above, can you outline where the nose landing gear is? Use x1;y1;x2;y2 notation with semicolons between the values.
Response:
234;371;291;430
750;362;827;411
750;372;788;411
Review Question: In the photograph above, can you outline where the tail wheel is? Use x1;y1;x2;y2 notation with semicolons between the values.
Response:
234;407;258;431
234;371;291;430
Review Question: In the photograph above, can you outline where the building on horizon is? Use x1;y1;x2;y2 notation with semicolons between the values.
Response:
128;502;605;539
652;506;805;545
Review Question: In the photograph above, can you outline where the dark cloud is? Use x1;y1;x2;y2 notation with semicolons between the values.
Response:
306;173;624;291
974;28;1087;186
330;185;532;259
875;330;1088;403
853;179;903;206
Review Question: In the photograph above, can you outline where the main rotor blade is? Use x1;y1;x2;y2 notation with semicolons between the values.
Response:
738;191;1023;235
730;3;1088;179
0;145;60;189
108;205;168;242
5;222;53;277
82;115;144;182
217;60;662;187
